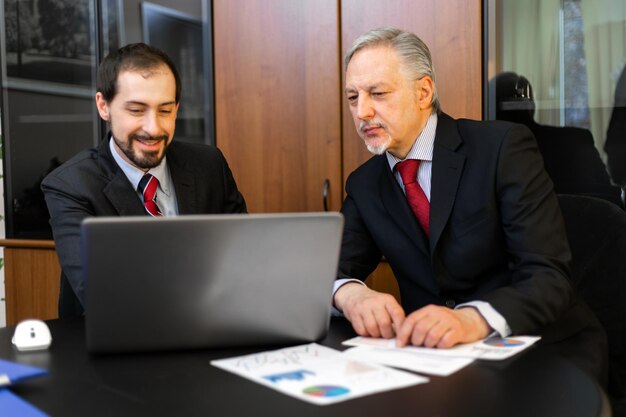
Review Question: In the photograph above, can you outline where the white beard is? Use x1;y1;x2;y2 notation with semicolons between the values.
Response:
365;135;392;155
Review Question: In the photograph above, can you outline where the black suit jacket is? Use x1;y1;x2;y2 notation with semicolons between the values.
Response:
529;123;610;185
41;139;247;315
339;113;589;340
523;121;621;205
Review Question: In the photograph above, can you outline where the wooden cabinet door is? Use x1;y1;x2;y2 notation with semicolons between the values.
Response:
341;0;483;178
213;0;342;213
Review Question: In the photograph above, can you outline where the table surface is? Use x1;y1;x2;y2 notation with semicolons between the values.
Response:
0;317;612;417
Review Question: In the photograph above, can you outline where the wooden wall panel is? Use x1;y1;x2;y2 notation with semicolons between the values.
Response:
341;0;483;179
3;240;60;325
213;0;342;213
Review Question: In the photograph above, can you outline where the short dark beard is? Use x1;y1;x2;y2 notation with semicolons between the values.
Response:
113;132;169;169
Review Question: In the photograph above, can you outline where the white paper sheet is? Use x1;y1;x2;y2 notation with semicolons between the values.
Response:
343;346;474;376
211;343;428;405
343;335;541;361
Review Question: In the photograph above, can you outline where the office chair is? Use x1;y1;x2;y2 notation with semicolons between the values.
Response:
494;73;623;208
558;194;626;416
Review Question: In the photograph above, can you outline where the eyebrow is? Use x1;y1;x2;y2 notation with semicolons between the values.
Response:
344;83;388;94
125;100;177;106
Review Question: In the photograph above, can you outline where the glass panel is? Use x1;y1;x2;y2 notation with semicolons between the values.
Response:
0;0;118;238
102;0;122;55
141;2;208;145
486;0;626;206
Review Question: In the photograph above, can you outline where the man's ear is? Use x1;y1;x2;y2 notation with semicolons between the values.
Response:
416;76;435;110
95;92;110;121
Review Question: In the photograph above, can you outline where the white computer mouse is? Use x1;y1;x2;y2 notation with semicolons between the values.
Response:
11;319;52;352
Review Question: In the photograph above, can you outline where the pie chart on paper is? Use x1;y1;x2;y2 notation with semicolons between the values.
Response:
303;385;350;397
483;337;525;347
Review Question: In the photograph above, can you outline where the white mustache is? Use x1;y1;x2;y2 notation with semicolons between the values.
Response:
359;121;386;133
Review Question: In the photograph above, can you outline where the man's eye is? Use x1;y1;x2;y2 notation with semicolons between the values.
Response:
347;95;357;102
372;92;387;97
128;108;143;114
160;110;172;114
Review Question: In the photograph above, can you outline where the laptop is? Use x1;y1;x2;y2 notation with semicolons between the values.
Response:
82;212;344;354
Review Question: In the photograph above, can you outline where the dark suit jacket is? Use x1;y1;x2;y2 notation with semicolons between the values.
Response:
529;123;611;187
41;138;247;316
524;121;621;205
339;113;590;341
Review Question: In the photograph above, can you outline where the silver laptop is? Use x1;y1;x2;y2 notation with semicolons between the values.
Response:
82;212;344;354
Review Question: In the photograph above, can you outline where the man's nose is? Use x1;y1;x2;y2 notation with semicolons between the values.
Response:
356;96;374;120
143;111;161;136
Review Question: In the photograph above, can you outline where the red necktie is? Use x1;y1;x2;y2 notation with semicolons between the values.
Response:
138;174;162;217
396;159;430;237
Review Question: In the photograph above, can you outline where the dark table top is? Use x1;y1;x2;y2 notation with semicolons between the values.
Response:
0;317;611;417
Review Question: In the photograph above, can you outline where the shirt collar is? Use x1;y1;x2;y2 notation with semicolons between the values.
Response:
386;112;438;171
109;137;171;196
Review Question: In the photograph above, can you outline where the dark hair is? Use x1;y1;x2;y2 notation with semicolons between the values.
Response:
492;71;535;122
96;43;181;103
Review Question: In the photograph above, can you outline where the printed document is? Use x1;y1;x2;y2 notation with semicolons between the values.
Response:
342;346;474;376
343;335;541;361
211;343;427;405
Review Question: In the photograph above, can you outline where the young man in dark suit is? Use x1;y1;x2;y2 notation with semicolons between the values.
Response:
333;27;606;382
41;44;247;317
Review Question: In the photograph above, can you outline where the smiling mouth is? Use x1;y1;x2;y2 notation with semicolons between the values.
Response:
132;134;168;148
137;138;162;146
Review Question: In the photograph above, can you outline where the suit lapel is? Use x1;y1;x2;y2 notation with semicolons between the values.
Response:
96;140;146;215
166;143;197;214
103;171;146;215
430;114;466;253
378;160;430;255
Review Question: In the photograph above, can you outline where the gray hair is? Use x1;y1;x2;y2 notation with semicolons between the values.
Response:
345;27;441;114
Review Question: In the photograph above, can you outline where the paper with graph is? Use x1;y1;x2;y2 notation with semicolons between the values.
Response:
211;343;427;405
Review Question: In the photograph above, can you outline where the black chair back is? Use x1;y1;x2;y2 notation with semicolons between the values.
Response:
558;194;626;416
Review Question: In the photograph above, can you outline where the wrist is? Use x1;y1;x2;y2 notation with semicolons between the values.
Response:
458;307;490;340
333;282;365;312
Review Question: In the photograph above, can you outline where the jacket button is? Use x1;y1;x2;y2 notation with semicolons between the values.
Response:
445;299;456;308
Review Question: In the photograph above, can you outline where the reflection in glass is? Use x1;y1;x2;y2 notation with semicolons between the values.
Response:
0;0;107;238
6;0;93;87
606;63;626;187
142;2;206;145
487;0;625;204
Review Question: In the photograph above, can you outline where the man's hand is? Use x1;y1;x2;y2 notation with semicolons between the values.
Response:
334;283;405;339
396;305;490;348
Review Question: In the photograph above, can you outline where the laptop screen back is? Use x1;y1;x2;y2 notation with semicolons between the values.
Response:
82;213;343;353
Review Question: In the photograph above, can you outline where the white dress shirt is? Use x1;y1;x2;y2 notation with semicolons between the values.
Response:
109;137;179;216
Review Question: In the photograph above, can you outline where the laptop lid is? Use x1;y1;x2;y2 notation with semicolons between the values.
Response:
82;212;344;353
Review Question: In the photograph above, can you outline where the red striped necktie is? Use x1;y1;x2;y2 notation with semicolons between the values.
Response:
138;173;163;217
396;159;430;237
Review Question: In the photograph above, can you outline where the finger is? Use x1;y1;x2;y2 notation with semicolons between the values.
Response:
377;298;405;339
361;308;384;338
347;309;369;337
368;296;404;338
395;318;413;347
423;320;453;348
395;307;433;347
386;301;406;331
372;307;396;339
410;315;441;346
436;328;460;349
